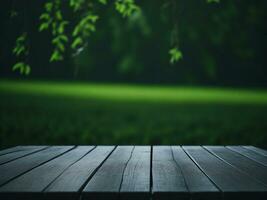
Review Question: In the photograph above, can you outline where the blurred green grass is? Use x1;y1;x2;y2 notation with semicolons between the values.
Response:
1;80;267;148
1;80;267;104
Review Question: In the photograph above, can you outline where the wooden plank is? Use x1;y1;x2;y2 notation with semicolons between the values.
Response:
82;146;134;200
183;146;267;200
0;146;48;165
243;146;267;157
120;146;151;200
152;146;188;200
0;146;47;152
171;146;219;200
0;146;93;200
0;146;49;156
44;146;115;200
0;146;74;186
0;146;22;156
205;146;267;186
227;146;267;167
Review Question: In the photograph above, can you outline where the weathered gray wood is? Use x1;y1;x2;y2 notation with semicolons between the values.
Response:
152;146;188;200
82;146;134;200
0;146;22;156
45;146;114;200
227;146;267;167
0;146;93;200
0;146;74;186
205;146;267;186
0;146;48;165
171;146;219;200
0;146;50;156
183;146;267;200
243;146;267;157
120;146;151;200
0;145;267;200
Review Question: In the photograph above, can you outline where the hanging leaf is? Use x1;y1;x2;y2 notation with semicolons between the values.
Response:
12;62;24;74
71;37;83;49
45;2;53;12
169;47;183;64
50;50;63;62
58;21;69;34
12;62;31;75
115;0;140;18
39;13;50;20
24;64;31;75
39;23;49;32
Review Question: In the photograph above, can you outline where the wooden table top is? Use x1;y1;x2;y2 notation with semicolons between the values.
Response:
0;145;267;200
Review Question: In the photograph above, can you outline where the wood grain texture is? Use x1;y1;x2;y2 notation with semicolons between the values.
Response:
120;146;151;200
0;146;23;156
0;146;92;200
171;146;219;200
242;146;267;157
45;146;114;200
0;145;267;200
82;146;134;200
183;146;267;200
0;146;74;186
152;146;188;200
205;146;267;186
227;146;267;167
0;146;48;165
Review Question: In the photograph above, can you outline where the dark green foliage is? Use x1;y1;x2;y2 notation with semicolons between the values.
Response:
10;0;218;74
33;0;140;70
39;0;69;62
169;47;183;64
1;0;266;87
12;33;30;75
115;0;140;17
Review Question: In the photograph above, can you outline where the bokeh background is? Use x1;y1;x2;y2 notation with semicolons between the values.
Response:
1;0;267;148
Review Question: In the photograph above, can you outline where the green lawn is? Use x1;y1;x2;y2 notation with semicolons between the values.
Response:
1;80;267;148
1;80;267;104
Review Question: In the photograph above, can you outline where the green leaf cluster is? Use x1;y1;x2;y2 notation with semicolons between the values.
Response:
70;0;85;12
50;35;68;62
71;13;98;49
115;0;140;18
12;62;31;75
39;2;54;32
12;33;31;75
13;33;28;57
169;47;183;64
39;1;69;62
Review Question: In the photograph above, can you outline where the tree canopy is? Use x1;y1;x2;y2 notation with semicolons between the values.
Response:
9;0;219;75
1;0;266;87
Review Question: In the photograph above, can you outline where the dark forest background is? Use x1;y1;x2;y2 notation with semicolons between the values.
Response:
0;0;266;87
1;1;267;148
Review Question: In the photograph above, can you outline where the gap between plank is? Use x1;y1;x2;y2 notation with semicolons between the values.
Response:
0;148;23;157
0;146;76;187
242;146;267;157
226;146;267;167
0;146;50;166
181;146;222;196
42;146;97;192
203;146;267;188
171;146;190;193
77;145;117;199
150;145;153;200
118;146;135;199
